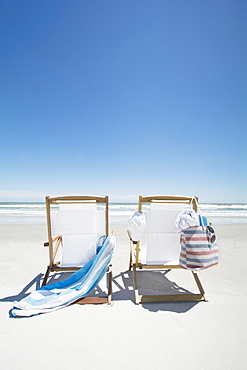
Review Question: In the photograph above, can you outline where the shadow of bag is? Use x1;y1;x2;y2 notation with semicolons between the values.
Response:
179;225;218;270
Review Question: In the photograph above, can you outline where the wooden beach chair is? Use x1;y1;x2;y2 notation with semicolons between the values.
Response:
128;195;206;304
42;195;113;304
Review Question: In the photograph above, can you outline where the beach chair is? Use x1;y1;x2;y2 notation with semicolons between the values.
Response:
42;195;113;305
128;195;206;304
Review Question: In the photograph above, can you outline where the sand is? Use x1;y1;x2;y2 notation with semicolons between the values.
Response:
0;223;247;370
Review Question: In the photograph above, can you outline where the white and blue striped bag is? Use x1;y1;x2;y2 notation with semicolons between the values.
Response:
179;225;218;270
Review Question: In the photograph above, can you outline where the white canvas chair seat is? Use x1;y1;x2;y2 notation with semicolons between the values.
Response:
128;195;206;304
137;237;180;266
146;233;181;265
59;234;98;267
144;202;187;265
51;204;105;268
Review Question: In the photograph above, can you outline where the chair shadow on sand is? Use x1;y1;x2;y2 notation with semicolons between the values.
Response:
0;273;77;304
112;269;200;313
1;270;199;314
0;273;45;303
1;271;109;305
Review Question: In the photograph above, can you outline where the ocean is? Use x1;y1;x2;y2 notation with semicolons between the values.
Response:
0;202;246;225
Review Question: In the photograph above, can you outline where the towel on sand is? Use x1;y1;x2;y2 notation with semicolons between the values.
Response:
11;235;116;317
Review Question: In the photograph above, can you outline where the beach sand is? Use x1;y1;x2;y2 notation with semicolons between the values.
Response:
0;223;247;370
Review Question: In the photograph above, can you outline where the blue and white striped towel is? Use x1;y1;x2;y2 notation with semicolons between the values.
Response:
11;235;116;317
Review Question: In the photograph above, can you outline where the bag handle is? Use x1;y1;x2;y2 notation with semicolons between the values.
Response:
190;197;206;230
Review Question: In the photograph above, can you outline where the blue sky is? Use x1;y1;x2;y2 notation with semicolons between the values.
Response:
1;0;246;203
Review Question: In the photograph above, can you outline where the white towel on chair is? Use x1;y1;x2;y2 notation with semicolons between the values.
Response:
175;209;199;231
128;211;146;241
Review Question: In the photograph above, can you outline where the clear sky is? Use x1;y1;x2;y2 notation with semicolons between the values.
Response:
0;0;246;203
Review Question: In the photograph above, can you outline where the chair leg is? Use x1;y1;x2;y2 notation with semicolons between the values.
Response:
74;265;113;305
192;271;207;300
128;249;132;271
132;263;140;305
42;266;50;286
107;265;113;305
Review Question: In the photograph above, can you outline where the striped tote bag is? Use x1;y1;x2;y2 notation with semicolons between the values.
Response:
179;225;218;270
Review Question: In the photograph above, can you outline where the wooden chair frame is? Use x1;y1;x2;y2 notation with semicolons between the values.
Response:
128;195;207;304
43;195;112;305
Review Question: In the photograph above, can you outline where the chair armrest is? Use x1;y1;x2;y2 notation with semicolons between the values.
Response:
43;235;62;247
127;230;137;244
